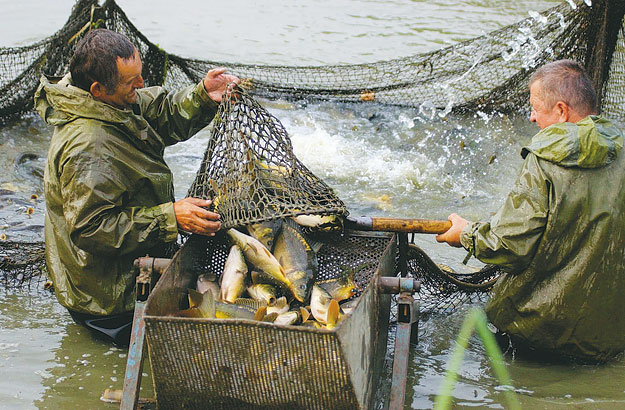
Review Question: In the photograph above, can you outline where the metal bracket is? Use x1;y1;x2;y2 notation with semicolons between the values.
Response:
379;265;421;410
120;255;170;410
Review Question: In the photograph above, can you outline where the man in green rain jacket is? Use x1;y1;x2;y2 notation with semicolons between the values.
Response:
436;60;625;362
34;29;239;344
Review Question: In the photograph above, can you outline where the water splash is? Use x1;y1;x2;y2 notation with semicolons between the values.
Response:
564;0;577;9
528;10;548;24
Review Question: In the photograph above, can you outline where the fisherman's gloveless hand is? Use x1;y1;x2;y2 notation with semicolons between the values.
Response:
435;213;468;248
203;67;240;102
173;198;221;236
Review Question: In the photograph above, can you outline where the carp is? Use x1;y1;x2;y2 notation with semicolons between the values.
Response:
272;220;318;303
246;219;283;252
310;285;341;327
196;272;220;300
292;213;343;233
315;267;359;302
219;245;249;303
175;289;216;318
247;282;278;306
226;228;292;294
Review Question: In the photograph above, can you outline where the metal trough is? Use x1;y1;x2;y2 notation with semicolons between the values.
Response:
142;229;397;409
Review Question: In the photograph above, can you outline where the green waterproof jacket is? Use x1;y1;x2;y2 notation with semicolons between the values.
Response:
35;74;218;316
460;115;625;361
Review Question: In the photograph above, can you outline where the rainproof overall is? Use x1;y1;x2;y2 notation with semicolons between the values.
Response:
460;116;625;361
35;74;218;343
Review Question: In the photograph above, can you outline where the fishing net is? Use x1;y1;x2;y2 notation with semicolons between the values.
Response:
1;0;624;124
404;244;500;314
0;0;623;305
0;240;48;290
187;86;348;229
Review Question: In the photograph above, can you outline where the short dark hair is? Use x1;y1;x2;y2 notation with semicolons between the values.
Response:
70;29;137;93
529;59;597;115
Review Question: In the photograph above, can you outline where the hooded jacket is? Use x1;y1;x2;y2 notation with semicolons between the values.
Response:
35;74;218;316
460;115;625;361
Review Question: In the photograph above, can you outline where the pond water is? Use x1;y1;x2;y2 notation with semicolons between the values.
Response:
3;0;625;409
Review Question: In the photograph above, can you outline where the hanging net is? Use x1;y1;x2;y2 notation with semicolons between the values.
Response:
1;0;624;124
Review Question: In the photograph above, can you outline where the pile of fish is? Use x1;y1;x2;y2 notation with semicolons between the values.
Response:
174;215;361;329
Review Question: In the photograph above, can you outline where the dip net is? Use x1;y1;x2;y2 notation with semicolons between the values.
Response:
1;0;623;310
187;86;348;229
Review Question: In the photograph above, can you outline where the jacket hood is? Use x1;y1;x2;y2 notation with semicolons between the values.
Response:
34;73;149;138
521;115;623;168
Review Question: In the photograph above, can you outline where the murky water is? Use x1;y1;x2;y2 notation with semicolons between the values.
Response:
4;1;625;409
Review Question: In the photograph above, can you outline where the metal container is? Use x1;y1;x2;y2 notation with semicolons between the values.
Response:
144;230;396;409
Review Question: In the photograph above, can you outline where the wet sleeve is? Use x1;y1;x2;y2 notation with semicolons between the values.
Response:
60;153;178;256
138;82;219;146
459;154;550;273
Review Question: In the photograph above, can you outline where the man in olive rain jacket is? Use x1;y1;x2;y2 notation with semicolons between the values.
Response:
436;60;625;362
34;29;239;344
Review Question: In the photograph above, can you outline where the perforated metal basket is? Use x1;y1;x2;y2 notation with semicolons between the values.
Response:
144;230;396;409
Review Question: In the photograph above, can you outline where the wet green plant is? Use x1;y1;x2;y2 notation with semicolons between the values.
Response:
434;308;520;410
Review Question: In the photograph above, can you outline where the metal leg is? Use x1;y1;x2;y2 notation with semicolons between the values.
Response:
120;300;148;410
120;256;156;410
379;277;420;410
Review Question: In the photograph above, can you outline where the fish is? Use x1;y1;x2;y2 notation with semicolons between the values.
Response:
315;267;359;302
274;311;300;326
216;298;261;320
174;290;267;320
196;272;220;300
325;299;340;330
273;307;310;326
174;289;216;318
219;245;249;303
226;228;292;294
246;219;283;251
310;285;335;325
292;213;343;233
256;160;290;193
247;283;278;306
272;220;317;303
266;296;290;316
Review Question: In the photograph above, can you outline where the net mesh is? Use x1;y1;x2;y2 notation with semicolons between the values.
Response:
0;0;622;308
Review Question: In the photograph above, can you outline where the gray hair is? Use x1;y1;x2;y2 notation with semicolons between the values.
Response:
529;59;597;115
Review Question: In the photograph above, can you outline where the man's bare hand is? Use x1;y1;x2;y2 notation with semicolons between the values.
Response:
203;67;240;102
173;197;221;236
435;213;468;248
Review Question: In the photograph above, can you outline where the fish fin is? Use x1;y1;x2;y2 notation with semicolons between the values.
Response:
197;288;216;318
188;288;204;308
262;312;279;322
254;306;267;321
275;296;288;308
300;307;310;323
326;299;340;329
250;271;261;284
235;298;263;310
290;286;305;303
